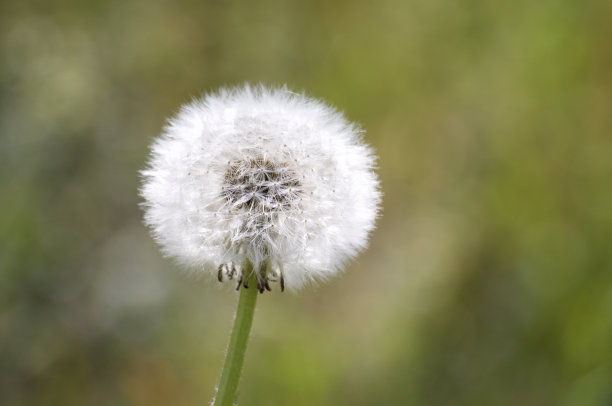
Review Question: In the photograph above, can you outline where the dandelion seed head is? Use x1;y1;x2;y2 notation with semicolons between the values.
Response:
141;84;381;291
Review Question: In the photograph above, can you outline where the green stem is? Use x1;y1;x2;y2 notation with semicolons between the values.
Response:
213;264;259;406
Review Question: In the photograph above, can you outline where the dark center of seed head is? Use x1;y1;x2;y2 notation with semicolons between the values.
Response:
222;157;301;210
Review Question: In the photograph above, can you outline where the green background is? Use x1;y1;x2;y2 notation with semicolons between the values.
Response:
2;0;612;405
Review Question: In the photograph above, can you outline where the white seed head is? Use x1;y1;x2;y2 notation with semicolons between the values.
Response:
140;85;381;291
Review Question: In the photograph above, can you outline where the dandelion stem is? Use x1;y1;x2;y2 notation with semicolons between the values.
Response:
213;263;259;406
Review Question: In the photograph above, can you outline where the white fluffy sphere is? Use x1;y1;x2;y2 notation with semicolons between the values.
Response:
141;85;381;291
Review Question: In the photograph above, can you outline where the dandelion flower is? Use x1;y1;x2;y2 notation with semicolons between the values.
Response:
141;85;381;292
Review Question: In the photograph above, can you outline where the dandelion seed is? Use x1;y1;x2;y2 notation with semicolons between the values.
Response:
140;84;381;292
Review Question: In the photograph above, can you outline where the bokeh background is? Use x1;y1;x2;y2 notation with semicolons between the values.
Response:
2;0;612;405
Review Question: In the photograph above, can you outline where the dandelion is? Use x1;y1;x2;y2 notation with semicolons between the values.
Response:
140;84;381;405
141;85;380;292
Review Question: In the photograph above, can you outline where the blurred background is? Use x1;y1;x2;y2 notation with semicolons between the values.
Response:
1;0;612;405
